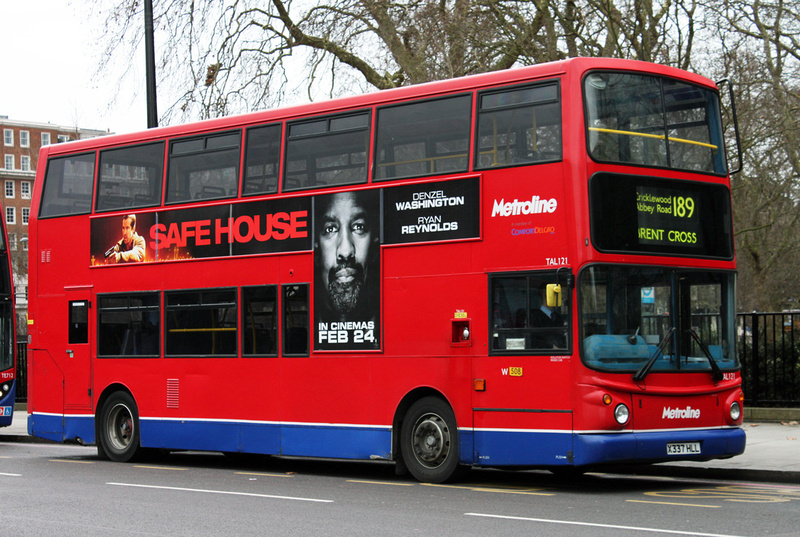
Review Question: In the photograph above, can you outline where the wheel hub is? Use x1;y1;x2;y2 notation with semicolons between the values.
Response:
412;414;451;467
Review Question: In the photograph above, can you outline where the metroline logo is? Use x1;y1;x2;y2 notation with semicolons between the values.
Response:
491;196;558;217
662;406;701;419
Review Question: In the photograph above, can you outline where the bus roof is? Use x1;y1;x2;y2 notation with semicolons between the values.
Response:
41;57;717;157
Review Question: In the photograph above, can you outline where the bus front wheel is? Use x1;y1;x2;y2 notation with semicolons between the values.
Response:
400;397;461;483
98;392;141;462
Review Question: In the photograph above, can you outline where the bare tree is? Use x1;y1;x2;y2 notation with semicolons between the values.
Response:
95;0;702;121
704;1;800;310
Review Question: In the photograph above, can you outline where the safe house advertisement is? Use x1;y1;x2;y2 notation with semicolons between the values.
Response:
90;178;480;351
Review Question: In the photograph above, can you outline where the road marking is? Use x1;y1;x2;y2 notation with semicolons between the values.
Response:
236;471;293;478
628;499;720;508
644;485;800;504
50;459;94;464
465;513;746;537
134;465;187;471
347;479;415;487
107;482;333;503
0;472;22;477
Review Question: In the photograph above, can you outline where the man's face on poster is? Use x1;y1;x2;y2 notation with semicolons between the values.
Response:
318;192;372;313
122;217;135;243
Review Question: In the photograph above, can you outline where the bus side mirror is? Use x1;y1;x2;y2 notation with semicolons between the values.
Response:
546;284;562;308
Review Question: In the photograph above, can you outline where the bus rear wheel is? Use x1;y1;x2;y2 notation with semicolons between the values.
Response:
98;392;141;462
400;397;461;483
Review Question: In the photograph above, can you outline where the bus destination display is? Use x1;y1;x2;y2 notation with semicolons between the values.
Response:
636;186;701;248
590;172;733;259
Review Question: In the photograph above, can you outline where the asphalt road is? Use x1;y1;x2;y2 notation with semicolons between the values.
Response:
1;441;799;537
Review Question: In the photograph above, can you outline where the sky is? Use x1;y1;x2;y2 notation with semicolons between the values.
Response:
1;1;147;134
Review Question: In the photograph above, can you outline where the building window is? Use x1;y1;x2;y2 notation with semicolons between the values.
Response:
3;155;12;170
5;207;15;225
3;129;13;147
21;236;27;251
57;134;70;143
4;181;13;198
21;156;30;171
22;207;29;225
20;131;30;148
41;132;51;146
8;233;16;251
20;182;31;199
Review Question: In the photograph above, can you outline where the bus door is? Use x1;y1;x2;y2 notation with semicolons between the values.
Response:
474;271;574;466
64;288;93;411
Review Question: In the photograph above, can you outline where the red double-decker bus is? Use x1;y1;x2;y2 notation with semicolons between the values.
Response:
0;215;16;427
27;57;745;482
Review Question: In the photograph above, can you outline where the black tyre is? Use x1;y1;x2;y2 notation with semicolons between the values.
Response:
97;391;141;462
400;397;461;483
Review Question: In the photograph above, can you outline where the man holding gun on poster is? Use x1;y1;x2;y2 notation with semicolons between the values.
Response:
105;214;146;263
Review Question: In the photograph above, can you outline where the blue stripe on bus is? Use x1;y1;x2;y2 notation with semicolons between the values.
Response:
27;412;94;443
141;418;393;459
0;381;15;427
571;427;746;465
473;429;575;466
30;413;745;467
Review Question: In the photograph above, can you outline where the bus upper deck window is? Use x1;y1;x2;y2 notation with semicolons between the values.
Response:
585;72;726;175
97;142;165;211
243;124;281;197
166;132;241;204
39;153;96;218
375;95;471;181
284;112;369;191
476;83;562;169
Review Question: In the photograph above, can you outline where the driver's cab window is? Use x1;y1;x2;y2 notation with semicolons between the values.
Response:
490;272;570;354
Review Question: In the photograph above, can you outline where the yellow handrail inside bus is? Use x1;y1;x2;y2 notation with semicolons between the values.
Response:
588;127;718;150
376;152;467;174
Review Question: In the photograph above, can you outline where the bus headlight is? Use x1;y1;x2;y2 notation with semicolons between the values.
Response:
614;404;630;425
730;401;741;421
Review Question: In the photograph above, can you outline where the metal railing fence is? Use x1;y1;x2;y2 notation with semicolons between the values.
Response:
738;312;799;407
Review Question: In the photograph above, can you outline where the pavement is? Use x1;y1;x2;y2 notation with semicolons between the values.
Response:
2;411;798;484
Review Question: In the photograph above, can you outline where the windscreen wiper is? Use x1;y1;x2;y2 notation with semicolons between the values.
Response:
633;327;675;382
687;328;725;383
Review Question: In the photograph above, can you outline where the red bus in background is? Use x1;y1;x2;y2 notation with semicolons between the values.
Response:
27;57;744;482
0;216;16;426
